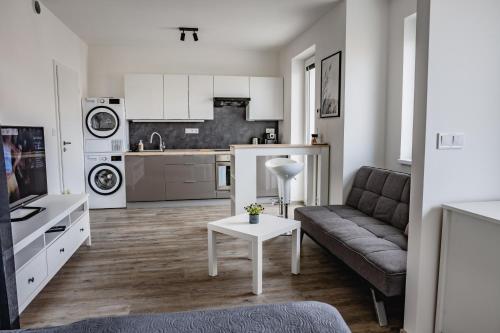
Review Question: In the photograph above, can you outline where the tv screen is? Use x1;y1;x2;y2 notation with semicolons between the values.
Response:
2;126;48;210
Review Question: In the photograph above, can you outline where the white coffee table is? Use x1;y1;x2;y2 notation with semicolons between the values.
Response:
207;214;301;295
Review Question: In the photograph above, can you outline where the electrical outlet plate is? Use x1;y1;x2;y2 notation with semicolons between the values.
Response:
185;128;199;134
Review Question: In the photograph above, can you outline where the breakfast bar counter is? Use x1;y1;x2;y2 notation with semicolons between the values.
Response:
230;144;329;215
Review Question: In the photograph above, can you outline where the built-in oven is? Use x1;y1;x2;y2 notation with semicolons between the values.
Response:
216;154;231;191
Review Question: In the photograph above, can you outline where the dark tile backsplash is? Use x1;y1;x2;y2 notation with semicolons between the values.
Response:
129;106;278;150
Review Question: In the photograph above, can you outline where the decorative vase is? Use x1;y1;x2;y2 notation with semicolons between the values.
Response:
249;214;260;224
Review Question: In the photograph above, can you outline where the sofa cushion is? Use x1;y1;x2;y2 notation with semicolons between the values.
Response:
325;205;367;219
347;166;410;231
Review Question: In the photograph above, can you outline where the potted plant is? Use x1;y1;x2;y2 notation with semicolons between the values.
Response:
244;203;264;224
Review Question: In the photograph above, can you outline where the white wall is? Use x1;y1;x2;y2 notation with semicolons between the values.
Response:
88;44;280;97
343;0;389;200
385;0;417;172
0;0;87;194
404;0;500;332
279;1;347;204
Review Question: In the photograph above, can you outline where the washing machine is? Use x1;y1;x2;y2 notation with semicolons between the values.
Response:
83;97;127;153
85;153;126;209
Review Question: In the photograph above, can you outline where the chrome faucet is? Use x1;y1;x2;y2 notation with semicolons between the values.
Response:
149;132;165;151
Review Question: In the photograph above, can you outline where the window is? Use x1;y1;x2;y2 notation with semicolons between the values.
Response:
304;57;316;143
400;13;417;165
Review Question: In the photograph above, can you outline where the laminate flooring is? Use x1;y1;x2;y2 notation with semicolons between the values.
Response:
21;203;403;332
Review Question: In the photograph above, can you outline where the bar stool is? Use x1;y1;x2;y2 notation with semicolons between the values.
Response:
265;158;304;218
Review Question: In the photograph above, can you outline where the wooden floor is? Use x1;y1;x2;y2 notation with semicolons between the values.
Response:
21;204;403;332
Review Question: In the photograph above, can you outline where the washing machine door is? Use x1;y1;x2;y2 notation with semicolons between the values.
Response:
88;163;122;195
86;106;120;138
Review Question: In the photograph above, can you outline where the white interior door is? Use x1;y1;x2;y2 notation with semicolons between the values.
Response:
55;62;85;194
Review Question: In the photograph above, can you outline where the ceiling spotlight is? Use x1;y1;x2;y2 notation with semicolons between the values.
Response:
179;27;199;42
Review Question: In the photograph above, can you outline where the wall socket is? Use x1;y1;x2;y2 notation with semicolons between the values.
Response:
185;128;199;134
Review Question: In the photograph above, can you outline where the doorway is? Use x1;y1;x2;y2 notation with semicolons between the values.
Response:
54;62;85;194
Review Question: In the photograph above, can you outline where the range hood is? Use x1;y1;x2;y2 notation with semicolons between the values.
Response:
213;97;251;108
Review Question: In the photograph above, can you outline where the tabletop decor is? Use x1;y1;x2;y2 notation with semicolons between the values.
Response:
244;203;264;224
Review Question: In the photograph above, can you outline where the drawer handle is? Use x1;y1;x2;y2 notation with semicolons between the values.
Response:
28;277;35;284
60;248;65;253
80;228;85;232
184;180;196;183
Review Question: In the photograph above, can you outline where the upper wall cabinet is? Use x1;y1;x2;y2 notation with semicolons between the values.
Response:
248;77;283;120
125;74;163;120
213;76;250;98
189;75;214;120
164;74;189;120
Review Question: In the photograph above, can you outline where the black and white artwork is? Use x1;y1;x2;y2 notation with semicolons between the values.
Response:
320;51;341;118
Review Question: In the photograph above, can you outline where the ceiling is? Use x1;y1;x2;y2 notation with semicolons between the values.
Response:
41;0;338;51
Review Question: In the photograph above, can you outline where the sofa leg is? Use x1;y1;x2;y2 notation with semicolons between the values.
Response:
370;288;388;327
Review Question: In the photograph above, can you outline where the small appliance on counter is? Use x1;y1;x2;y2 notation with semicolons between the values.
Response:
265;128;277;144
264;133;278;144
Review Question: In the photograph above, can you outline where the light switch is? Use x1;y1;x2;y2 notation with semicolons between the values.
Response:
452;133;465;147
437;133;464;150
185;128;199;134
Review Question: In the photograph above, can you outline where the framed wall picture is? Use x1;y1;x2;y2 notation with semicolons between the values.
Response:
320;51;342;118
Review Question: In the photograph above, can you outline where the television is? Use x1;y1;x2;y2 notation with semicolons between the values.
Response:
2;126;48;212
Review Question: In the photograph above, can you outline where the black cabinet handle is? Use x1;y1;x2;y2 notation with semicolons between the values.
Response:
28;277;35;284
60;248;65;253
80;228;84;232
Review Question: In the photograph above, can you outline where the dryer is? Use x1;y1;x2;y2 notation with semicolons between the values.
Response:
83;97;127;153
85;153;126;209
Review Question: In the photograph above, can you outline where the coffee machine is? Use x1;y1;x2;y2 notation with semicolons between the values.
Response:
264;128;277;144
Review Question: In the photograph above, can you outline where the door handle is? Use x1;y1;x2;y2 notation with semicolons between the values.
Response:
63;141;72;145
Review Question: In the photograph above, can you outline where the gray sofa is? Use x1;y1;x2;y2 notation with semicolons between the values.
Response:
10;302;350;333
295;166;410;326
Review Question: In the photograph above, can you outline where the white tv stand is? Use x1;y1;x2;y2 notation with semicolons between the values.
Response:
10;194;90;313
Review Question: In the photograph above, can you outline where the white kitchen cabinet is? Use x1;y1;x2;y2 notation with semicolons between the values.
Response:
248;77;283;120
164;74;189;120
213;76;249;98
124;74;163;119
189;75;214;120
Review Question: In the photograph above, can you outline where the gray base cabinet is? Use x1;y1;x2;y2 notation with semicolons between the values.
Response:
126;155;216;202
125;156;166;202
126;154;279;202
164;163;216;200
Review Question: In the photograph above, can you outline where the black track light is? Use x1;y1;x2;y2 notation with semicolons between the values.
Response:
179;27;199;42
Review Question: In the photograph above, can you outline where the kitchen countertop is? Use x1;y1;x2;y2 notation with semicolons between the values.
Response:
230;143;329;149
126;149;230;156
126;144;329;156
